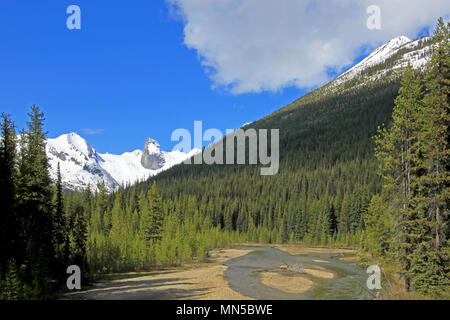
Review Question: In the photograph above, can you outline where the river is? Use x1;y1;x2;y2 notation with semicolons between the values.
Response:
224;246;374;300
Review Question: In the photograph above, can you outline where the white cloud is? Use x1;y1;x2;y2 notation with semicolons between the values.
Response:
167;0;450;94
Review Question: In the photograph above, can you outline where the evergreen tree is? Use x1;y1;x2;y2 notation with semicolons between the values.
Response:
53;163;68;278
16;105;55;288
375;64;425;291
141;182;164;242
412;19;450;296
363;195;393;258
339;193;351;235
0;260;23;300
0;113;18;275
67;191;88;277
423;19;449;250
90;182;108;234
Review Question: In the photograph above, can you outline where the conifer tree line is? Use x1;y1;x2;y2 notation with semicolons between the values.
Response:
366;19;449;297
85;181;236;274
0;106;87;299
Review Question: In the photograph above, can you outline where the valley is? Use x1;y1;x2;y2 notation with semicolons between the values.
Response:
2;22;448;301
63;245;367;300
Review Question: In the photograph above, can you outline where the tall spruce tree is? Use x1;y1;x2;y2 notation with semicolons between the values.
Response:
141;182;164;242
67;190;88;278
0;113;18;276
16;105;55;289
423;19;449;251
53;163;69;278
413;18;450;296
375;64;425;291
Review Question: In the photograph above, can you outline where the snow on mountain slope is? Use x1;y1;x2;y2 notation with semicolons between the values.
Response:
337;36;411;81
46;133;200;192
97;150;147;187
46;133;120;192
99;147;200;188
332;36;433;87
271;35;435;117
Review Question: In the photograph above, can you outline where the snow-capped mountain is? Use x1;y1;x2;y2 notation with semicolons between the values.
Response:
330;35;433;90
46;133;200;192
276;35;435;114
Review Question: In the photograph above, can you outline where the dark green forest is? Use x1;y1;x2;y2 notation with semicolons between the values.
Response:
0;20;448;299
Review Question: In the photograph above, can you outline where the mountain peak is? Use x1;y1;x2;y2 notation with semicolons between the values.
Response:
50;132;96;159
387;35;411;45
67;132;89;146
366;35;411;61
141;138;165;170
55;132;82;141
332;35;431;88
61;132;86;142
45;133;197;192
144;138;161;155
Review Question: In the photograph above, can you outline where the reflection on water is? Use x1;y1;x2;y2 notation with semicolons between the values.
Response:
224;246;374;300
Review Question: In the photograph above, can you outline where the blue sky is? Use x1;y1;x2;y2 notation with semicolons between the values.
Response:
0;1;446;154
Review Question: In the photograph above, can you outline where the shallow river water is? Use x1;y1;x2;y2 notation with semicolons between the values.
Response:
224;246;374;300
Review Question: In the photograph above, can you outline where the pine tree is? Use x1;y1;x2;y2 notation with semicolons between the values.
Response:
375;65;425;291
0;113;18;275
329;203;338;237
339;193;351;235
141;182;164;242
90;182;108;234
67;191;88;278
0;259;23;300
423;19;449;251
53;163;68;278
413;18;450;296
16;105;55;287
364;195;393;258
